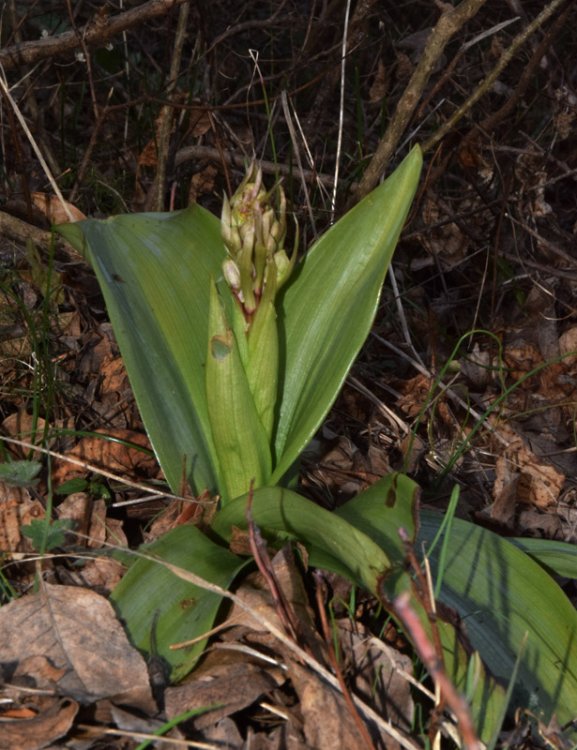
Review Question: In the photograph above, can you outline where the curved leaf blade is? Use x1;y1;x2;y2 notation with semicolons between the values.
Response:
56;207;225;494
212;486;392;593
213;480;505;741
272;147;422;481
111;525;246;682
509;537;577;579
420;510;577;736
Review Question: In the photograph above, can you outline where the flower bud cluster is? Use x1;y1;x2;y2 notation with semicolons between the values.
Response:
221;164;295;318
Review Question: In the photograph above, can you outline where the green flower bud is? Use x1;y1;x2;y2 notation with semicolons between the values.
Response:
222;258;241;293
220;163;297;322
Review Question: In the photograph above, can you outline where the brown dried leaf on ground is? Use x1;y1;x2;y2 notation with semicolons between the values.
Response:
164;649;284;732
52;428;158;486
56;495;127;591
0;482;45;561
396;373;434;417
0;691;78;750
490;419;565;511
30;192;86;224
287;659;374;750
1;414;50;453
74;323;137;426
338;619;414;744
0;584;154;711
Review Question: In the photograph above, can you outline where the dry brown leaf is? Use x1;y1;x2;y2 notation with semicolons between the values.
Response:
0;695;78;750
0;584;155;711
490;420;565;509
188;107;211;137
55;496;126;591
288;660;371;749
419;192;469;267
188;164;218;203
225;547;325;662
490;455;520;526
559;326;577;366
0;482;45;561
338;619;414;740
52;428;157;485
368;59;388;103
1;414;48;452
165;655;281;731
30;192;86;224
397;374;434;417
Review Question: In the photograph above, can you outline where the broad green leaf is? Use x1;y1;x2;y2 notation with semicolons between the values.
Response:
111;524;246;682
246;299;279;438
206;281;272;501
419;510;577;737
56;208;225;494
272;147;422;482
213;480;504;741
333;476;505;741
212;485;392;593
509;537;577;579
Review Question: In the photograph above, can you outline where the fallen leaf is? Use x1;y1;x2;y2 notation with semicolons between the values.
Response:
52;428;157;485
30;192;86;224
489;419;565;509
0;584;155;711
368;59;388;103
165;655;281;730
0;695;78;750
0;482;45;561
56;496;127;591
288;660;371;749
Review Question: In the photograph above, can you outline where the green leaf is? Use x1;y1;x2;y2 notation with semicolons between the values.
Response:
333;477;505;741
213;479;505;742
272;146;422;482
0;460;42;487
56;208;225;494
110;524;247;682
21;518;74;551
419;510;577;736
212;485;392;593
206;281;272;501
509;537;577;579
246;299;279;438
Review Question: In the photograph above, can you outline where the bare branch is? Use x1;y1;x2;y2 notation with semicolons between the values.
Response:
350;0;488;204
0;0;187;72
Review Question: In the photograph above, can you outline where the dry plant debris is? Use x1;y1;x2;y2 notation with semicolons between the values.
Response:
1;0;577;747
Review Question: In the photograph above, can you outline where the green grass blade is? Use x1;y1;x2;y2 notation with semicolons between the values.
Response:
110;524;247;682
272;147;422;482
420;509;577;737
55;207;225;494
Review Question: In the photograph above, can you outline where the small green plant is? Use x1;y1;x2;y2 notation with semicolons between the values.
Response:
55;149;577;745
20;518;74;553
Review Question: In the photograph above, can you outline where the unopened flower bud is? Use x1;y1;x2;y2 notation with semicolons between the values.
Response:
220;163;298;321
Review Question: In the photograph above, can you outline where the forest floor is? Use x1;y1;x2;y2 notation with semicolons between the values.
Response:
1;1;577;748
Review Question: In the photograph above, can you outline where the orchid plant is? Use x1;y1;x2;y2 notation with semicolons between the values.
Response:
56;148;577;745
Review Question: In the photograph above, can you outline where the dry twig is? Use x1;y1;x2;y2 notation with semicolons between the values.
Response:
350;0;488;203
0;0;187;72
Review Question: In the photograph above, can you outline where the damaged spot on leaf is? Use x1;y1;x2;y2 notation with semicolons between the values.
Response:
210;335;232;360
